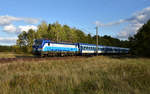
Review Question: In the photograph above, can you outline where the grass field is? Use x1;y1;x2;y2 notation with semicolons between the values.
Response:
0;55;150;94
0;52;33;58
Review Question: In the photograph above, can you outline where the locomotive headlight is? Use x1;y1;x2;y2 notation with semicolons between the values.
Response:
38;48;42;51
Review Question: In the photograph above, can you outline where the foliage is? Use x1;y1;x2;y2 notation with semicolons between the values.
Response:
0;45;23;53
0;56;150;94
17;22;129;53
17;29;37;52
0;45;12;52
129;20;150;57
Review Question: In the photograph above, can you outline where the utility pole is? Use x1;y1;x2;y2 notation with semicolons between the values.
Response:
96;26;98;56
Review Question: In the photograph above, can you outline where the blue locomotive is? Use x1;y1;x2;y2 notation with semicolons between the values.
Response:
32;39;129;56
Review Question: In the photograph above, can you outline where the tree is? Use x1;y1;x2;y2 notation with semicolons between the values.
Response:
17;29;36;52
75;29;87;43
36;21;48;38
17;21;129;53
87;34;93;44
17;31;28;47
129;20;150;57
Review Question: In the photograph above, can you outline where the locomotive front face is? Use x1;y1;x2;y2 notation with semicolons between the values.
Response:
32;40;43;55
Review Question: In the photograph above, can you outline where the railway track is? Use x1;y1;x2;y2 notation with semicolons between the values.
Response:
0;56;89;64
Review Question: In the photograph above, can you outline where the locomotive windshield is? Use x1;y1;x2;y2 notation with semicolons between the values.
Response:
33;40;43;46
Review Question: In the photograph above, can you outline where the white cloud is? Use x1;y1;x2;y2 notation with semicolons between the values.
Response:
116;23;143;39
0;15;39;26
18;25;38;32
2;25;37;33
96;7;150;27
95;19;126;27
0;37;17;45
0;24;37;45
95;6;150;39
117;7;150;39
3;24;17;33
0;15;39;45
22;18;39;24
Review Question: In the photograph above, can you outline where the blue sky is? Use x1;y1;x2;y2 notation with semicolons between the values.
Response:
0;0;150;45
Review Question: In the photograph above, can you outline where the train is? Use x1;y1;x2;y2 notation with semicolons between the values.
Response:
32;39;129;56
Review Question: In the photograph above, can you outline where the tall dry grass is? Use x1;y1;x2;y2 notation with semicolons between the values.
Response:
0;56;150;94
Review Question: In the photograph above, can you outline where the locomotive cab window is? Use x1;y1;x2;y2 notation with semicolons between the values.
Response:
34;40;43;46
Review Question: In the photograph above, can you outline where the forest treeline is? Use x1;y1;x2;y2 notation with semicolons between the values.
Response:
1;20;150;57
129;20;150;57
16;21;129;52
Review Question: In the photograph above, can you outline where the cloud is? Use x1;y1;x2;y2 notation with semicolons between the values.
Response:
0;37;17;45
0;15;39;26
0;15;39;45
95;19;126;27
96;7;150;27
18;25;38;32
3;25;38;34
95;6;150;39
0;25;37;45
117;7;150;39
3;24;17;33
116;23;143;39
22;18;39;24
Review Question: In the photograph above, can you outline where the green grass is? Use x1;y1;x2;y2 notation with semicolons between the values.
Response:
0;52;33;58
0;56;150;94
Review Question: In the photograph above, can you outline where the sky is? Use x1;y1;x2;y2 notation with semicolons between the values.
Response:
0;0;150;45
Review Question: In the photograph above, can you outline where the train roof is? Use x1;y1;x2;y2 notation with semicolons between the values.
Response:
34;39;51;42
34;39;129;50
35;39;78;45
78;43;129;49
50;42;78;45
